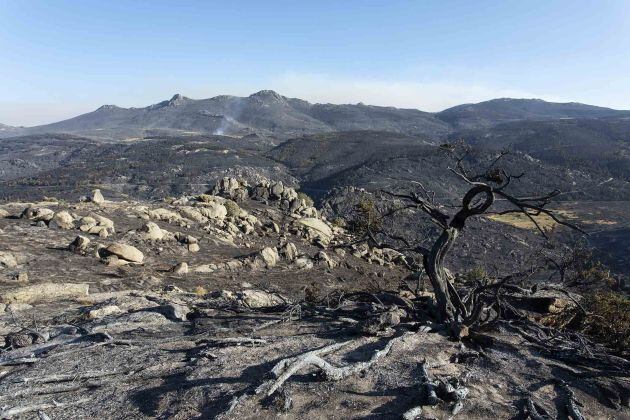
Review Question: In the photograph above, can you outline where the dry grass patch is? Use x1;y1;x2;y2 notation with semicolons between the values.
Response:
575;293;630;356
488;209;618;231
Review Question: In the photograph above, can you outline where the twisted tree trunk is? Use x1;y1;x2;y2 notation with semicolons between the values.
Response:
422;184;494;324
423;227;460;322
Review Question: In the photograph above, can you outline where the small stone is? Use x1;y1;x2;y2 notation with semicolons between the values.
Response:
91;189;105;204
0;251;18;269
139;222;166;240
258;247;279;268
87;305;122;319
334;248;346;257
279;242;298;262
68;235;90;252
294;256;314;270
15;271;29;283
50;211;75;229
6;302;33;312
188;243;200;253
22;207;55;222
172;262;189;275
316;251;336;268
152;303;190;321
5;330;47;348
236;289;285;308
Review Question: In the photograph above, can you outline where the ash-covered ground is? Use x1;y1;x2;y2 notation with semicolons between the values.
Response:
0;179;628;419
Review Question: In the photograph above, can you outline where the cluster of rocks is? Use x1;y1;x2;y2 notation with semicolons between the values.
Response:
76;213;115;238
127;178;342;252
131;222;199;251
291;217;336;246
16;205;115;238
67;233;145;267
134;194;263;246
211;177;249;202
212;177;319;218
351;243;407;267
192;241;337;274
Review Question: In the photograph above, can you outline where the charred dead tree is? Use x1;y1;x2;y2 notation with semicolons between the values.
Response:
360;145;585;334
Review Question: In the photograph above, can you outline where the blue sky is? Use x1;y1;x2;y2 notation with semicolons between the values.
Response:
1;0;629;126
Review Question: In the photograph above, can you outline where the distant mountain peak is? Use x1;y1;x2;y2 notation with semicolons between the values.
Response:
168;93;190;106
147;93;192;110
96;104;122;111
436;97;628;129
248;90;286;103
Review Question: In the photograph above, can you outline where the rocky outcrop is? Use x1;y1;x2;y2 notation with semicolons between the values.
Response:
178;207;207;223
147;208;185;224
210;177;318;217
251;180;318;217
197;202;227;220
211;177;249;202
78;213;115;237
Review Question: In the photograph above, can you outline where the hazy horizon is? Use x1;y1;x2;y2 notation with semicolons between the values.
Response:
2;0;629;126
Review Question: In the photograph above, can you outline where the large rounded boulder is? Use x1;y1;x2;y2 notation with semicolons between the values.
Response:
106;243;144;263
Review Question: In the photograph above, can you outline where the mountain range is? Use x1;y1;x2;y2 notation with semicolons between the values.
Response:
2;90;629;140
1;90;629;207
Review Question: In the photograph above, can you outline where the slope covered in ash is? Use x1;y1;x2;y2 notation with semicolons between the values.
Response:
438;98;630;129
0;134;293;201
453;118;630;180
0;186;627;419
268;131;630;202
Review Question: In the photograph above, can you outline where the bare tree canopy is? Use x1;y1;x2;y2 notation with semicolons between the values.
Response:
352;143;586;334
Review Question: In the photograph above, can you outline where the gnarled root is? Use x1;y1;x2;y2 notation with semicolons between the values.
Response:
258;332;413;397
404;360;470;418
557;380;585;420
220;332;412;418
525;397;550;420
